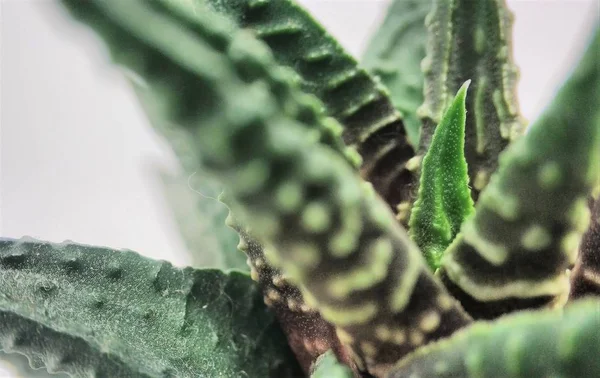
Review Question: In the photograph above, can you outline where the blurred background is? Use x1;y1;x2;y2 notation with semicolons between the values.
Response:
0;0;598;376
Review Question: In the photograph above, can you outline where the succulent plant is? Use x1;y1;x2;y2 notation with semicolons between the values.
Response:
2;0;599;377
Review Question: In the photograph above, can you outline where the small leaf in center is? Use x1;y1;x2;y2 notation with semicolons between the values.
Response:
409;80;475;271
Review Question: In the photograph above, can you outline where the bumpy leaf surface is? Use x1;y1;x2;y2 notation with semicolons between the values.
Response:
59;0;471;375
387;299;600;378
409;81;474;271
0;237;301;377
418;0;525;200
440;28;600;319
362;0;431;148
310;351;353;378
202;0;419;219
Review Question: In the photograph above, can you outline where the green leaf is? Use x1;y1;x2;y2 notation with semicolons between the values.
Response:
440;28;600;319
58;0;471;375
409;81;475;271
0;237;302;377
362;0;432;148
418;0;526;199
310;351;353;378
387;299;600;378
200;0;419;215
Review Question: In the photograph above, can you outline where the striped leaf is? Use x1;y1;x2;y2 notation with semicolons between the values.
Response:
388;299;600;378
409;81;475;271
202;0;419;219
440;28;600;319
58;0;471;375
0;237;301;377
418;0;526;200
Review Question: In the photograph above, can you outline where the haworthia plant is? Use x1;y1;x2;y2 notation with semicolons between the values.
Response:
3;0;600;377
57;1;472;376
362;0;431;148
418;0;526;200
387;299;600;378
440;28;600;319
0;238;302;377
409;81;474;271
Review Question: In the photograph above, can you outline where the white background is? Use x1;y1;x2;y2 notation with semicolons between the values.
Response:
1;0;598;376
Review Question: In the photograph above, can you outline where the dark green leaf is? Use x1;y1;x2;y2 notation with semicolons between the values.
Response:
440;28;600;319
418;0;526;199
387;299;600;378
362;0;432;148
409;81;474;271
0;237;302;377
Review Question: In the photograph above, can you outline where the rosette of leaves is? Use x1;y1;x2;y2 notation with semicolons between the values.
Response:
1;0;599;378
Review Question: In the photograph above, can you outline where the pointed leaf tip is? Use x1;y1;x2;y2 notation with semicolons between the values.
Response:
409;81;475;271
459;79;471;96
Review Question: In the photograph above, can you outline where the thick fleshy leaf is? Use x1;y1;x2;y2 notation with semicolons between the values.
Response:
409;81;474;271
387;299;600;378
201;0;419;218
0;237;302;377
310;351;353;378
418;0;526;200
440;28;600;319
58;0;471;376
362;0;432;148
